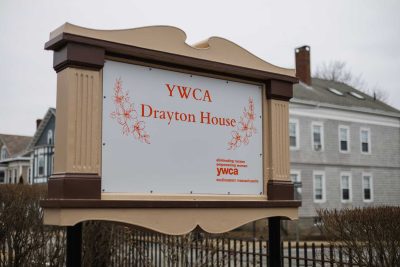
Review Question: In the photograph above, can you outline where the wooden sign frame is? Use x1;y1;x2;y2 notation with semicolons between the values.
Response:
41;23;300;235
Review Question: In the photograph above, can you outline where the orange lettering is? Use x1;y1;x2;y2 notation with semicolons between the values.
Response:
141;104;153;117
165;83;213;102
217;167;239;176
177;86;192;99
166;84;175;97
193;88;202;101
203;90;212;102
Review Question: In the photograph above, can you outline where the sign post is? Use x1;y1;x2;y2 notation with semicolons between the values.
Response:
42;23;300;266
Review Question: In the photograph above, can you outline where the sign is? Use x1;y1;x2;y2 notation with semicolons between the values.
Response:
102;60;263;195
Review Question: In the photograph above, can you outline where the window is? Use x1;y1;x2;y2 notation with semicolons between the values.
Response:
313;171;326;203
349;91;365;99
289;119;299;149
38;155;45;176
312;122;324;151
362;173;373;202
0;145;7;160
0;170;4;183
47;130;53;145
51;155;54;176
290;170;302;200
340;173;352;202
339;126;350;152
360;128;371;153
328;88;344;96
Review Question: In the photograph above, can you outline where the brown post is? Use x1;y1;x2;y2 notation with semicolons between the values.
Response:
47;42;105;200
66;223;82;267
268;217;282;267
265;79;294;266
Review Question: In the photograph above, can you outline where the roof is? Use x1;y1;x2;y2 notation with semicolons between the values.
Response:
0;134;32;158
292;78;400;115
27;108;56;150
47;23;296;79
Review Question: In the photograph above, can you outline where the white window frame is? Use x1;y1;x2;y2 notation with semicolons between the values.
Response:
340;172;352;203
289;118;300;150
47;130;53;145
34;177;48;184
339;125;350;153
290;170;302;200
362;172;374;202
360;128;371;154
313;170;326;203
311;122;324;152
34;151;37;177
38;153;45;177
0;145;7;160
290;170;301;183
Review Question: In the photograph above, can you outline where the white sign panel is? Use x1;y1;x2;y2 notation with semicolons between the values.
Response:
102;60;263;195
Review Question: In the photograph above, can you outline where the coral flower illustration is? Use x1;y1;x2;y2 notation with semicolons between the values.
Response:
228;97;257;150
228;131;242;150
110;78;150;144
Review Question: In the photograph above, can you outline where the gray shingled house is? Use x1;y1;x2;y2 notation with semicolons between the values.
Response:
27;108;56;184
0;134;32;184
286;46;400;238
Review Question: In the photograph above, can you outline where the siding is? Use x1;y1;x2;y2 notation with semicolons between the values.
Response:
36;116;56;146
290;111;400;218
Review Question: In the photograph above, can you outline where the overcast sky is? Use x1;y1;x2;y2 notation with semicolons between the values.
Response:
1;0;399;136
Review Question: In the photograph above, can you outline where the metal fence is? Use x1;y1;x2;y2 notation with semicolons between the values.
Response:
283;241;358;267
1;223;359;266
109;227;269;266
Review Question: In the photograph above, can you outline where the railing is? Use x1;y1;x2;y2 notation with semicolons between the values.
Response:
109;227;270;266
283;241;358;267
0;223;361;266
107;227;358;266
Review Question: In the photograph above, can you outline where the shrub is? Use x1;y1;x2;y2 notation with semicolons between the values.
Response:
318;206;400;267
0;184;65;267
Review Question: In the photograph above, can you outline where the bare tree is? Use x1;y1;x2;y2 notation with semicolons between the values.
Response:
318;207;400;267
0;184;66;267
315;61;352;84
314;60;388;103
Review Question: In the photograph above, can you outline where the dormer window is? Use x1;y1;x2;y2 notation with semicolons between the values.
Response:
328;87;344;96
47;130;53;145
0;145;7;160
349;91;365;99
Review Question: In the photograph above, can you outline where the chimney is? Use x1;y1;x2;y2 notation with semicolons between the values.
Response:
36;119;42;129
295;45;311;85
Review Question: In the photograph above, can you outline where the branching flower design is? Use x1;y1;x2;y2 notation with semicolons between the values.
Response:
228;97;257;150
110;78;150;144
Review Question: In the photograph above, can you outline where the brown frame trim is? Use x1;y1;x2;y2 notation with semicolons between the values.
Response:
48;173;101;199
46;33;298;86
53;42;105;72
266;80;293;101
267;180;295;200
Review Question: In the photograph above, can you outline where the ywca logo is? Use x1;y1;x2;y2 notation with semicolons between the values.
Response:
216;167;239;176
